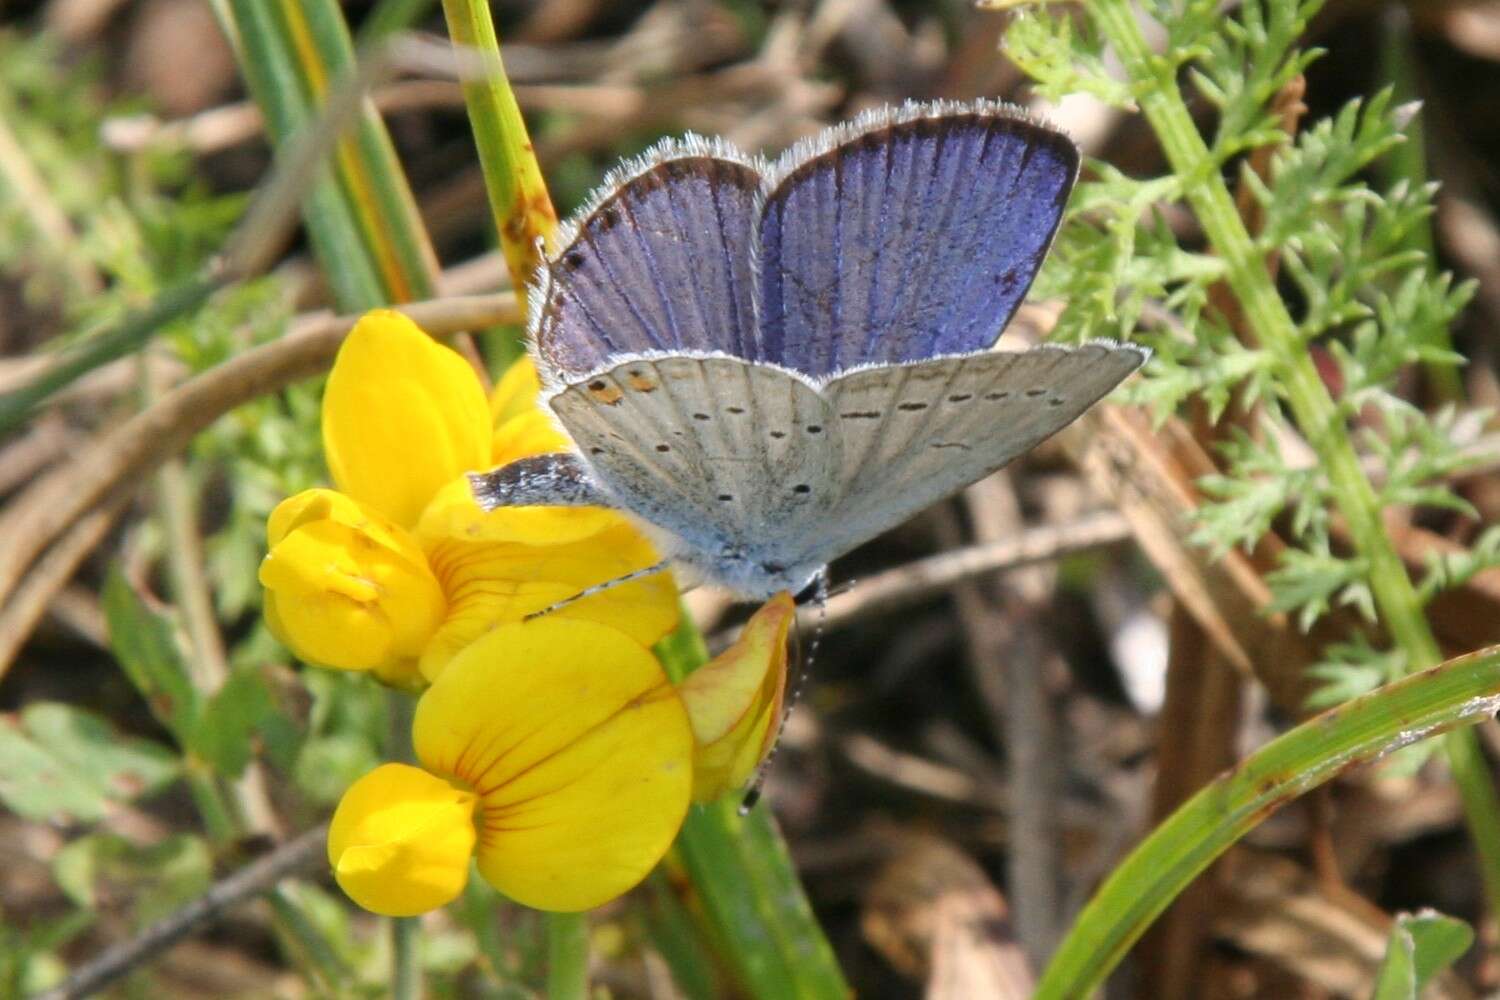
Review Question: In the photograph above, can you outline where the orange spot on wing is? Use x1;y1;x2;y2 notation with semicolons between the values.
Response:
586;379;624;405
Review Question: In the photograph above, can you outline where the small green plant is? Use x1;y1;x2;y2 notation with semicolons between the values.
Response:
1008;0;1500;992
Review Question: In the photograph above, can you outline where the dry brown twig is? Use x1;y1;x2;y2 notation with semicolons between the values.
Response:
31;825;330;1000
806;509;1131;636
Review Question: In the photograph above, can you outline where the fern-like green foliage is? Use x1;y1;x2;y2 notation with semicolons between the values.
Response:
1009;1;1494;706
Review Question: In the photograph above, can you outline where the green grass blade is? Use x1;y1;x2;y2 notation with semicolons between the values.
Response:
359;0;438;43
225;0;439;309
1035;643;1500;1000
283;0;440;301
674;802;849;999
1371;910;1473;1000
0;276;219;435
226;0;385;310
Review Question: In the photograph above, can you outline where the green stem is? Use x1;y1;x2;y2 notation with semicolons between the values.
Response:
546;912;589;1000
438;0;558;292
656;611;849;1000
269;887;353;991
1035;643;1500;999
386;690;421;999
1089;0;1500;923
182;759;239;846
392;916;422;1000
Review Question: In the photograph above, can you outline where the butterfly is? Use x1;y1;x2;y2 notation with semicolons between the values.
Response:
470;100;1147;600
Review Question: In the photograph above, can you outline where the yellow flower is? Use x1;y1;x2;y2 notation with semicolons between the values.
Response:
329;618;694;914
418;521;680;682
259;489;443;687
678;593;793;802
328;764;477;916
261;311;679;684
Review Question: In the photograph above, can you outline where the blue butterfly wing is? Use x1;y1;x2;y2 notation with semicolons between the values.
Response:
753;102;1079;377
534;145;763;379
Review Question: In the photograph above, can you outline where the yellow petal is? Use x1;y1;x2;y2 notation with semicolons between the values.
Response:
414;619;692;912
323;310;491;529
418;523;679;682
416;474;619;549
328;763;477;916
489;355;544;428
259;489;445;675
677;593;793;802
492;408;572;467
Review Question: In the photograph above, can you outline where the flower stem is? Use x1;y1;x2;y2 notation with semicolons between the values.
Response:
385;689;422;998
1088;0;1500;931
392;916;422;1000
438;0;558;294
546;912;589;1000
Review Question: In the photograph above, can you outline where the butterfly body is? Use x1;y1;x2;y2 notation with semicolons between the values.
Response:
471;100;1148;598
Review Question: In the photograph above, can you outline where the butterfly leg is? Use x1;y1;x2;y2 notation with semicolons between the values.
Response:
522;559;673;622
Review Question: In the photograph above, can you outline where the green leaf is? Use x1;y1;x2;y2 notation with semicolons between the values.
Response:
20;702;178;802
0;719;112;824
53;832;212;927
0;703;178;824
190;667;277;777
1371;910;1472;1000
102;568;200;740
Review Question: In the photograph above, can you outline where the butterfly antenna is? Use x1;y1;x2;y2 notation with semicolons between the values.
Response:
523;560;671;622
740;569;828;815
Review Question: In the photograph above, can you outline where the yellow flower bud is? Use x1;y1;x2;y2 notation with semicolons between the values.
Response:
328;764;478;916
260;489;444;679
677;592;793;802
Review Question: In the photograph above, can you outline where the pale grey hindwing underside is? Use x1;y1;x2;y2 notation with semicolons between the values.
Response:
549;356;842;559
810;342;1147;564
